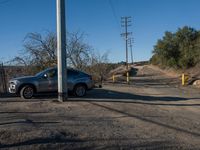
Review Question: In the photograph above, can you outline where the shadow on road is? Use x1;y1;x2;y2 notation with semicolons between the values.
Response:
72;88;200;107
0;135;177;150
0;120;60;126
1;88;200;106
0;134;83;149
84;88;198;102
90;102;200;137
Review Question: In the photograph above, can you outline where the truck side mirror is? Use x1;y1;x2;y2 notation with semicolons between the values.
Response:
43;73;48;78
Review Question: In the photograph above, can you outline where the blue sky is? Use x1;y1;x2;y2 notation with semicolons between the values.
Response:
1;0;200;63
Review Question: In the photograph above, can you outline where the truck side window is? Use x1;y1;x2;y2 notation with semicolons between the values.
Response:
47;69;57;78
67;70;79;78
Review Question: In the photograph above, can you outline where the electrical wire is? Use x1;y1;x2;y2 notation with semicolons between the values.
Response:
108;0;122;34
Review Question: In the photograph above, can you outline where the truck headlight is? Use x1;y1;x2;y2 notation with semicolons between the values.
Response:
9;80;20;89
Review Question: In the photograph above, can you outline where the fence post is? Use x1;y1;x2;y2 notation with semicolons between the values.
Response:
0;63;7;94
3;63;7;92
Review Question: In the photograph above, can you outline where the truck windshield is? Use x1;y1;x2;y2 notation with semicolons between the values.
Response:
35;68;52;77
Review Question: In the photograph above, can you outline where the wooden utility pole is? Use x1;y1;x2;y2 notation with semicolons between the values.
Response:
121;17;132;83
129;38;134;65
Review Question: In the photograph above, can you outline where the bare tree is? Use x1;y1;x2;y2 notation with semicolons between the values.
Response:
10;31;111;79
24;32;57;70
85;51;110;82
67;32;93;70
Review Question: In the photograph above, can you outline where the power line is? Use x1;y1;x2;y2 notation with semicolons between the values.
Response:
108;0;121;31
108;0;123;37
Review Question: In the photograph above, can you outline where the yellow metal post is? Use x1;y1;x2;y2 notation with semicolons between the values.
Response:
127;72;129;83
182;74;189;86
112;75;115;83
182;74;185;86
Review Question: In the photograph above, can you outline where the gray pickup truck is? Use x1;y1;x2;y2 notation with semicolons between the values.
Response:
8;67;94;99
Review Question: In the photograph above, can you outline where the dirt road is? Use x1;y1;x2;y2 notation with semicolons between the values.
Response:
0;65;200;149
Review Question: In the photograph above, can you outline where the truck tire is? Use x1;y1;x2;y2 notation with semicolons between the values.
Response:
73;84;86;97
20;85;34;99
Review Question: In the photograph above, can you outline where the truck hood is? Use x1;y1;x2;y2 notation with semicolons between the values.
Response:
12;76;37;82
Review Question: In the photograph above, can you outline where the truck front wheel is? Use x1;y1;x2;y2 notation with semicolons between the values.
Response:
20;85;34;99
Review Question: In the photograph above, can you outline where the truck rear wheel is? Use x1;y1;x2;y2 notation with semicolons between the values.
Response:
73;84;86;97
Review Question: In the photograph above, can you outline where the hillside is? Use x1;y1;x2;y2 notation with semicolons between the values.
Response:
107;62;200;87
